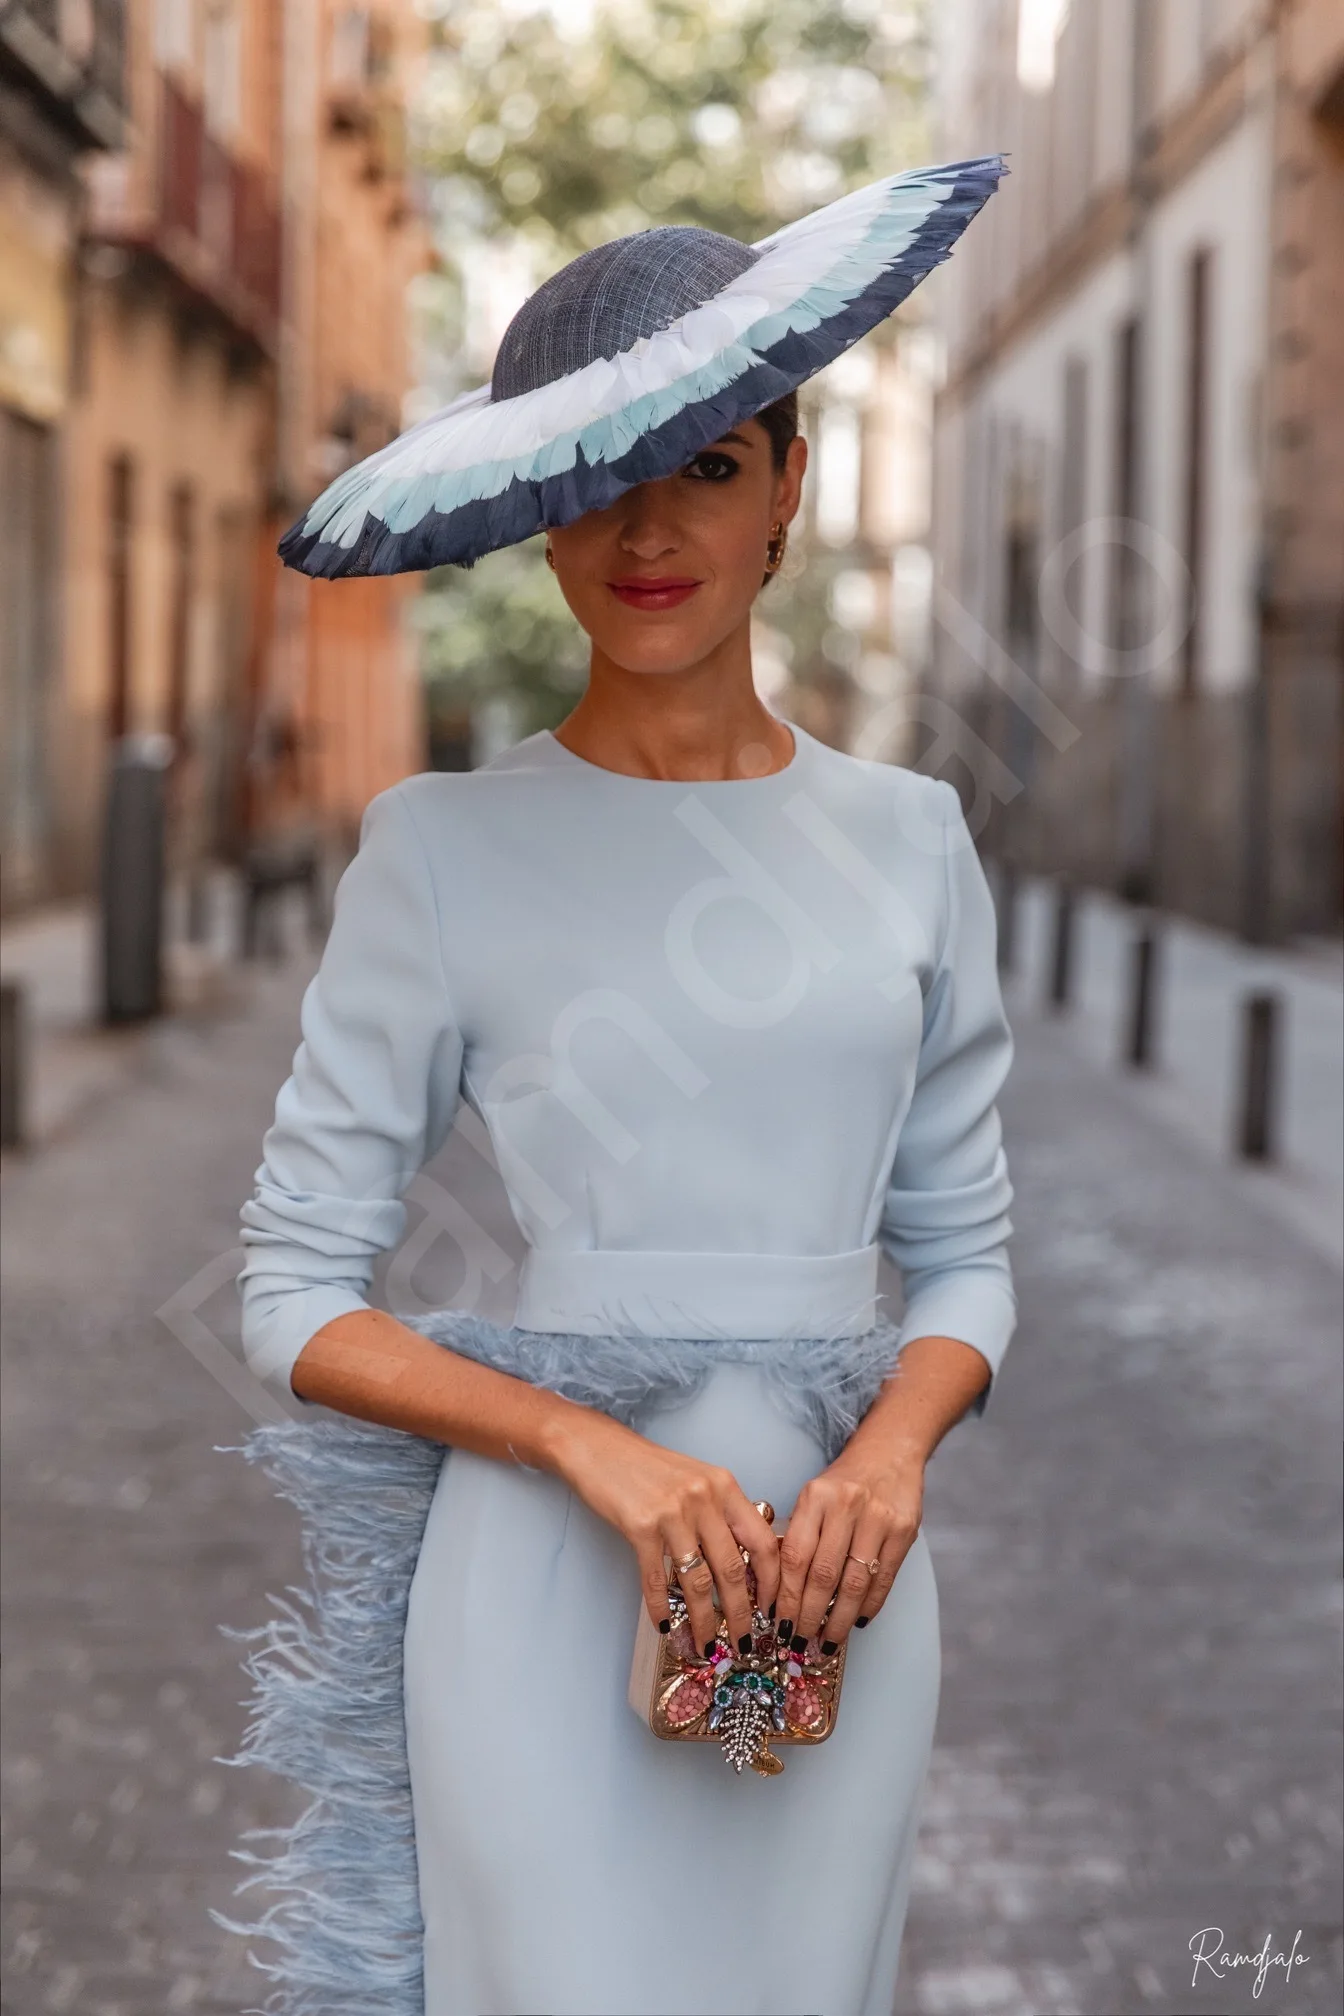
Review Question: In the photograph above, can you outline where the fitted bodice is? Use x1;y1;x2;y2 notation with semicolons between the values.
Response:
238;722;1017;1410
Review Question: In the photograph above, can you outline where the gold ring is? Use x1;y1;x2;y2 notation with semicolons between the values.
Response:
673;1551;705;1574
847;1552;881;1576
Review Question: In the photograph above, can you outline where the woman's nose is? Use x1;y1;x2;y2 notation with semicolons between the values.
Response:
615;479;682;556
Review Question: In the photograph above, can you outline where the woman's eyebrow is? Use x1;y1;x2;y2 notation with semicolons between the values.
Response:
710;430;752;448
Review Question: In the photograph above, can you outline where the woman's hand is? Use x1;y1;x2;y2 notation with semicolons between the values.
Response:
547;1408;780;1658
772;1444;924;1655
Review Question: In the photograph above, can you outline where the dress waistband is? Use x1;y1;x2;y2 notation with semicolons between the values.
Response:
512;1243;881;1341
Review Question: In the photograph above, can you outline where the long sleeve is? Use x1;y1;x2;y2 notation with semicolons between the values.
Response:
238;782;464;1404
880;778;1017;1421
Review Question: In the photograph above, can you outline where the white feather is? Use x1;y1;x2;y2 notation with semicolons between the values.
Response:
301;163;983;544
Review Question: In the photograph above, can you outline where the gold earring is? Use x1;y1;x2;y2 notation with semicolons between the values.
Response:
765;521;787;574
544;540;556;571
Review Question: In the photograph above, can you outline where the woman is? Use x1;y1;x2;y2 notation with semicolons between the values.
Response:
223;158;1015;2016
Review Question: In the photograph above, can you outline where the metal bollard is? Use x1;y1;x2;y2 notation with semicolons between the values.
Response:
995;859;1019;974
1237;989;1281;1162
101;733;173;1023
1047;878;1075;1012
1125;922;1160;1069
1;980;25;1149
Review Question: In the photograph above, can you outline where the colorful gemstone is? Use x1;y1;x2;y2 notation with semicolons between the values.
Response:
665;1673;713;1726
784;1678;824;1729
668;1620;697;1661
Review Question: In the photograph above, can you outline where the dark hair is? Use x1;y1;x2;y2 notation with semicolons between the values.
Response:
755;389;799;471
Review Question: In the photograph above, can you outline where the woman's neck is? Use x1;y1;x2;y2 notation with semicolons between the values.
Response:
552;639;795;783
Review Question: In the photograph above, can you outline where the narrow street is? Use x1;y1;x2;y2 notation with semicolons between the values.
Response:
2;934;1340;2015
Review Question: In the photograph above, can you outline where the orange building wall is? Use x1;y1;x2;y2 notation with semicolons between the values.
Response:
258;0;431;839
62;284;272;874
57;0;283;892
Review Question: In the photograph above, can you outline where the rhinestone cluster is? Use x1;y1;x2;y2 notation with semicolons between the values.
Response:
657;1557;840;1777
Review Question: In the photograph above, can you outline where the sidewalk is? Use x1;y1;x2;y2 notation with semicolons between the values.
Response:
999;876;1344;1267
3;879;1338;2014
0;870;306;1151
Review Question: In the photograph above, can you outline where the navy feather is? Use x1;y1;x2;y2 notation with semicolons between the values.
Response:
278;157;1005;580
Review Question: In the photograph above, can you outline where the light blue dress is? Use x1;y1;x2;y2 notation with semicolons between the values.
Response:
237;721;1017;2016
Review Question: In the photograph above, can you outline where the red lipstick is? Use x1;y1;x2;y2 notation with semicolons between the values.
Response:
607;576;702;611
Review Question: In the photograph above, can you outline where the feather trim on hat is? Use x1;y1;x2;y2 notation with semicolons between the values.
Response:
280;155;1006;578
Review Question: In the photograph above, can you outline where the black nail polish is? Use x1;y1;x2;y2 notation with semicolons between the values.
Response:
704;1640;718;1658
777;1619;793;1640
790;1632;808;1654
767;1602;776;1621
855;1615;870;1628
738;1633;752;1654
658;1618;671;1633
821;1639;838;1656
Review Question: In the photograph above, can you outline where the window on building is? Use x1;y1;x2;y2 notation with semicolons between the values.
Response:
1;411;57;902
202;1;241;137
154;0;195;69
1109;313;1142;666
1181;245;1213;697
166;480;196;754
107;451;135;741
1059;353;1088;685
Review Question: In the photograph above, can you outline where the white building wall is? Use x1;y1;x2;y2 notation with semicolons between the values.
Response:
937;96;1272;703
1141;102;1272;694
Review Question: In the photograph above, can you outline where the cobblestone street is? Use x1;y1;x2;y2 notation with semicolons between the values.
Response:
2;939;1341;2016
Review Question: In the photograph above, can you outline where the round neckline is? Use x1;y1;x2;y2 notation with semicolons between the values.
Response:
541;720;806;787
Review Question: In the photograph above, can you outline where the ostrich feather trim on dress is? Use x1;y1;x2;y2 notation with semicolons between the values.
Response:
211;1307;911;2013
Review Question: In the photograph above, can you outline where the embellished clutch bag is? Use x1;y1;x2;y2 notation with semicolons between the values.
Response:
628;1501;847;1777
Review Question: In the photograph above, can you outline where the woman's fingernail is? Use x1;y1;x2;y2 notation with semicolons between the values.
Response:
767;1602;776;1620
821;1639;838;1656
790;1632;808;1654
658;1618;671;1633
738;1633;752;1654
777;1619;793;1640
704;1640;718;1658
855;1615;870;1628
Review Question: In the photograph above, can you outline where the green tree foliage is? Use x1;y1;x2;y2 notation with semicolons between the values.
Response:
412;541;590;741
411;0;930;747
420;0;929;261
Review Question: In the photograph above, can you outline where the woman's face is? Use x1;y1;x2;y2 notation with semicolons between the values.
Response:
545;417;807;676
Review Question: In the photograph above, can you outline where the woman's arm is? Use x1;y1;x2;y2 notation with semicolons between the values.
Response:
772;777;1017;1654
763;1334;986;1656
238;784;466;1402
293;1305;781;1657
240;782;779;1650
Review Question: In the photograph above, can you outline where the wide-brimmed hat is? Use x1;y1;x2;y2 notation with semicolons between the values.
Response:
279;154;1005;579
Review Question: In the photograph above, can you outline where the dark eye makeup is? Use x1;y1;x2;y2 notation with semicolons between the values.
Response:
681;449;741;482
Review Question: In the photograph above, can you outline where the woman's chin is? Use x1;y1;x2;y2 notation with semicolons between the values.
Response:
591;622;737;677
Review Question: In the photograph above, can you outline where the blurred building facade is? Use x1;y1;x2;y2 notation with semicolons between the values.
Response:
1;0;128;911
763;320;940;762
0;0;429;917
260;0;428;854
929;0;1344;941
